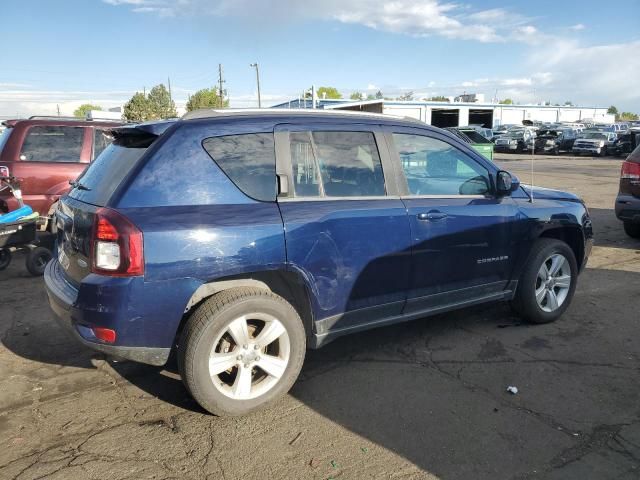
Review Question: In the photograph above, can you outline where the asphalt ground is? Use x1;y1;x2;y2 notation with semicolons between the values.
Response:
0;152;638;480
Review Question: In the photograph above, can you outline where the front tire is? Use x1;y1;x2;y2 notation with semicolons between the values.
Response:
623;222;640;239
178;287;306;416
512;239;578;324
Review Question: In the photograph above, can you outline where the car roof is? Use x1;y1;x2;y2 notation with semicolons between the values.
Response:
2;117;123;128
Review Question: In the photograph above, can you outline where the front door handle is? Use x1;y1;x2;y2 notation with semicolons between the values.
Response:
417;212;448;221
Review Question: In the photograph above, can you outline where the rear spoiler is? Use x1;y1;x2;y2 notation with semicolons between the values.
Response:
108;120;177;147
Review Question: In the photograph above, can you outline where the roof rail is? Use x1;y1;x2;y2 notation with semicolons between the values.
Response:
182;108;423;124
27;115;122;122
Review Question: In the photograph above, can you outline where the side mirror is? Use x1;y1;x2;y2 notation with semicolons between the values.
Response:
496;171;520;195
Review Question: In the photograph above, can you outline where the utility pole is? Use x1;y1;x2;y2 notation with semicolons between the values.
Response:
167;76;172;103
56;104;60;116
250;63;261;108
218;64;225;108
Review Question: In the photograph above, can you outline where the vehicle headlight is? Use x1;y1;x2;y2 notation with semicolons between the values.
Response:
510;140;517;145
599;141;605;147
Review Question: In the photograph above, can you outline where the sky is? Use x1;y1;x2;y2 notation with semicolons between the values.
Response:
1;0;639;117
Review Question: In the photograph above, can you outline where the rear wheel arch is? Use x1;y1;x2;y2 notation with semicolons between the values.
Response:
178;270;315;345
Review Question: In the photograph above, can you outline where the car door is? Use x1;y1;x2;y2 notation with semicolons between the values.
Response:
385;126;521;315
275;123;412;337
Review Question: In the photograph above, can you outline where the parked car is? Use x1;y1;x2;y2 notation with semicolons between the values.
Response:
610;128;640;157
615;144;640;238
494;128;536;153
0;116;123;230
534;128;577;154
445;127;494;160
45;110;593;416
572;131;617;156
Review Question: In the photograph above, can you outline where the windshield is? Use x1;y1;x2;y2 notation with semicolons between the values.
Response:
0;127;12;154
538;130;560;137
583;133;607;140
460;130;491;144
507;131;525;138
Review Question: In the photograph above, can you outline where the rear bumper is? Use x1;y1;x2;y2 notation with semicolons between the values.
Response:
44;260;171;366
615;194;640;223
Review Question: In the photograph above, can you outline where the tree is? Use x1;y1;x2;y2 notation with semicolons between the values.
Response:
619;112;639;121
350;92;364;101
74;104;102;118
316;86;342;99
428;96;449;102
366;94;376;101
123;92;151;122
147;84;177;119
186;87;228;111
499;98;513;105
375;90;384;100
607;105;618;115
397;91;414;101
564;101;573;106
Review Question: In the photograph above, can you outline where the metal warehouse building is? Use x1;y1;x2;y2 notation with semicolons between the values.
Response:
272;98;614;128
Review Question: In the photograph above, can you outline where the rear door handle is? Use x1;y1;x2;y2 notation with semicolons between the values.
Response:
417;212;448;221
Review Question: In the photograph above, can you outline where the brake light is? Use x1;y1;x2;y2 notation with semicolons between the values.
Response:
621;161;640;180
91;208;144;276
0;166;9;177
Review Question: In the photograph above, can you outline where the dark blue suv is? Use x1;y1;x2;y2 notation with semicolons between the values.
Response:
45;110;593;415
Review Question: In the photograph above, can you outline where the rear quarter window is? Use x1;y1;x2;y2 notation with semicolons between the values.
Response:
203;133;276;202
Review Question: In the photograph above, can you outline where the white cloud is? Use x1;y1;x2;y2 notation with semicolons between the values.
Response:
102;0;539;43
569;23;586;31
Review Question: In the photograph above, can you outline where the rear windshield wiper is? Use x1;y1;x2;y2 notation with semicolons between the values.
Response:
69;180;91;191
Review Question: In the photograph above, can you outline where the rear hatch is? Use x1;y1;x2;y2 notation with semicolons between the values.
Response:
56;125;161;285
620;145;640;199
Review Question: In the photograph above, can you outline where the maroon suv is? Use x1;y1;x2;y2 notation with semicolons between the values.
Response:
0;116;123;230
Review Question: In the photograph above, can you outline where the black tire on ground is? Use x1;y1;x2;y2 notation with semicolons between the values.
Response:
25;247;52;276
512;238;578;324
599;146;607;157
178;287;306;416
623;222;640;239
0;249;11;271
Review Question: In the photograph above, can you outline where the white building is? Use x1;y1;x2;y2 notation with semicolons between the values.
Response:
273;98;615;128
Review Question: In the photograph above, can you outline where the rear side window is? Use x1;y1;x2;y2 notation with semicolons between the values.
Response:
20;126;84;162
203;133;276;202
288;131;385;198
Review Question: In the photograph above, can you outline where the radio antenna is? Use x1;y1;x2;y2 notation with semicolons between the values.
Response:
530;128;535;203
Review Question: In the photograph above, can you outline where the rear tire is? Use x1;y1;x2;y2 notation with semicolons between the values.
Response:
25;247;52;276
623;222;640;239
0;249;11;271
178;287;306;416
512;239;578;324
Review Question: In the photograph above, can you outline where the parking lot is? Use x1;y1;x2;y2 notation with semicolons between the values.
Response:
0;153;638;480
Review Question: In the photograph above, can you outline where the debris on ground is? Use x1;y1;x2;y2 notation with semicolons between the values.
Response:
507;386;519;395
289;432;303;446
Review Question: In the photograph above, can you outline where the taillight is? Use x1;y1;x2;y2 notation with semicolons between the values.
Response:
621;161;640;180
0;166;9;177
91;208;144;276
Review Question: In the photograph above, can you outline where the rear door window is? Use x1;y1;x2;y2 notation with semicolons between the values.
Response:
20;126;84;162
203;133;276;202
288;131;386;198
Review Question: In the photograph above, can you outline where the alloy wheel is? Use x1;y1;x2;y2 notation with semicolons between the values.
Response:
535;253;572;313
208;313;290;400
